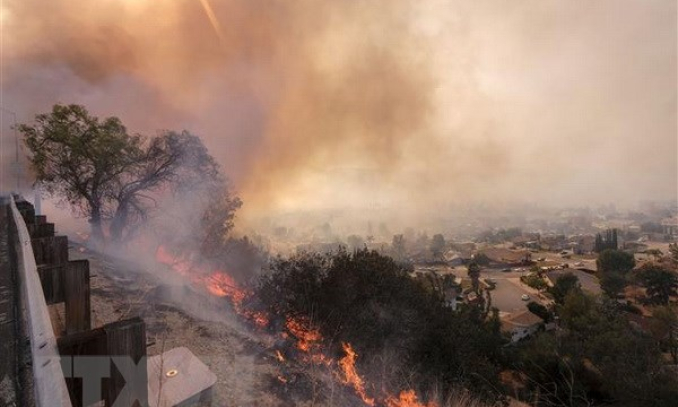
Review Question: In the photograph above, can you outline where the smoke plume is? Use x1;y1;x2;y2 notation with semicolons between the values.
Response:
1;0;676;225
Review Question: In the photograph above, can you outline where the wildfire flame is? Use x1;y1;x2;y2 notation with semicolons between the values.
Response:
155;245;268;327
339;342;375;406
284;317;332;366
285;317;323;352
204;272;246;304
385;390;437;407
156;246;436;406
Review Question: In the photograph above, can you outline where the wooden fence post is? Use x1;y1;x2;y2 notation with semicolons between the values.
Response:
64;260;91;334
105;318;148;407
31;236;68;266
28;222;55;238
37;265;64;304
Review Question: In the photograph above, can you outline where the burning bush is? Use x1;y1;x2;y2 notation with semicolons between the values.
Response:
257;249;506;404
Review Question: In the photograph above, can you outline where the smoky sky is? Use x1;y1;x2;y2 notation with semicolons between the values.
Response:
1;0;675;224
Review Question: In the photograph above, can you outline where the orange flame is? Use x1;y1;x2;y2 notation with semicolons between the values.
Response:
275;350;285;362
204;271;246;305
155;245;268;327
157;246;435;405
285;317;323;352
244;310;269;327
385;390;437;407
284;317;332;366
339;343;375;406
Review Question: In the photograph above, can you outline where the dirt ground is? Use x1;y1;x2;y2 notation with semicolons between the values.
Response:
51;242;340;407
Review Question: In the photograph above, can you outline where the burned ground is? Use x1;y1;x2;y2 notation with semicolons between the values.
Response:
60;242;370;407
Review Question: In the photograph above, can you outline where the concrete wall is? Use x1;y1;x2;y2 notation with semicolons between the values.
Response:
7;196;71;407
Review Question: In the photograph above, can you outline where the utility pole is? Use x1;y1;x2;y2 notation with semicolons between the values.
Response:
1;107;19;191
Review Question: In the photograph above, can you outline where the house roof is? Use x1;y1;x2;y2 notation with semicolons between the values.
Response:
444;250;469;262
511;235;531;245
482;248;530;264
501;310;543;331
546;268;602;295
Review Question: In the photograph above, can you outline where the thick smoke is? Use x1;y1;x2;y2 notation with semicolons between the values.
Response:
1;0;676;225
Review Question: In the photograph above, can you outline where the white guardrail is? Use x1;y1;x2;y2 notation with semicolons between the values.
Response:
9;196;72;407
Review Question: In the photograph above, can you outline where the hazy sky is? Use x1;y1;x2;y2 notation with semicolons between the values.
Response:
1;0;676;223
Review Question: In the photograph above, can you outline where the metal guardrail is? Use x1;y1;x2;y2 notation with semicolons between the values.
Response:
9;196;72;407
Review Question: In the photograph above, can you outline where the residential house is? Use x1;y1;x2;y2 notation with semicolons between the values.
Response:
443;250;470;267
623;241;648;253
568;234;596;255
450;242;476;254
661;217;678;239
501;310;544;343
540;234;568;252
481;248;532;267
443;286;460;311
545;268;602;296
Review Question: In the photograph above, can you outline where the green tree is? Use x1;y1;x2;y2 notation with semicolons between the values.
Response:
597;249;635;274
19;104;238;244
549;272;581;304
521;290;678;407
651;306;678;364
635;264;678;305
559;289;597;332
600;272;627;298
527;301;551;322
595;229;619;252
20;104;137;241
595;233;604;253
521;274;548;291
612;228;618;250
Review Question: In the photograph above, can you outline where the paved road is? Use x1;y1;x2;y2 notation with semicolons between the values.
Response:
416;265;548;314
481;268;544;314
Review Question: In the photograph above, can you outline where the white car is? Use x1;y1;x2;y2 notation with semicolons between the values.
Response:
521;294;531;301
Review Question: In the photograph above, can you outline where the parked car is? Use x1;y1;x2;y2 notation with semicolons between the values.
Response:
521;294;531;301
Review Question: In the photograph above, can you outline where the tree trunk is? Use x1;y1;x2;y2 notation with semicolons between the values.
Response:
89;207;104;243
110;204;128;243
